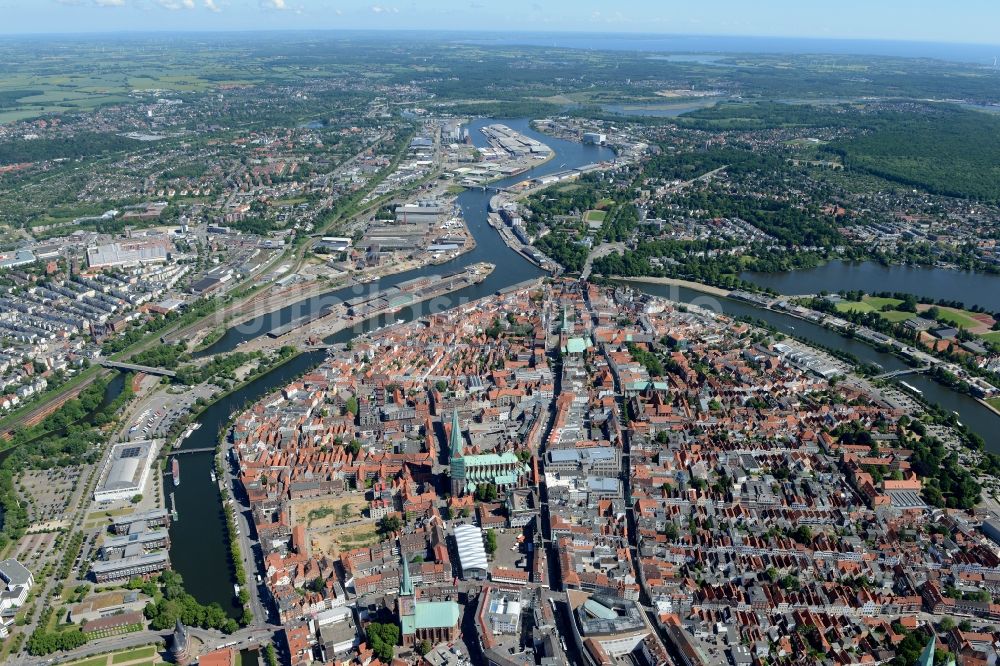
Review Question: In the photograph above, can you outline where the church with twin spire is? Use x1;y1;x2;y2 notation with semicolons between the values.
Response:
448;407;529;497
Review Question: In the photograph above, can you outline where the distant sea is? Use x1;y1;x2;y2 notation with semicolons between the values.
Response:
458;32;1000;65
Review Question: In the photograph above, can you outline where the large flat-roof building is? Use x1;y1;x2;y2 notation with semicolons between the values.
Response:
69;589;148;624
453;524;489;580
86;239;170;269
94;440;158;503
111;508;170;534
0;558;33;614
89;550;169;583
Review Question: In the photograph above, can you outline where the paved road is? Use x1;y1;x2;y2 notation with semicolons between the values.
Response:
23;625;279;666
223;443;271;625
581;242;625;280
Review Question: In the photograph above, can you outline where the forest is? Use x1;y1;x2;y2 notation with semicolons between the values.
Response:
0;132;142;166
826;105;1000;202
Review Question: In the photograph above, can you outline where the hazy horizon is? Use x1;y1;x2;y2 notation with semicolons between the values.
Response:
3;1;999;47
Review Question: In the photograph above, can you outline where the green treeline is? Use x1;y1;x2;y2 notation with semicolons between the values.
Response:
827;106;1000;202
0;373;134;550
0;133;142;166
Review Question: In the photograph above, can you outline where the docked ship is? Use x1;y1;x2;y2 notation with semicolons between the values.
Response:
172;458;180;487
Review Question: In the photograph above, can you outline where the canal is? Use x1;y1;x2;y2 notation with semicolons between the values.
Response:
627;282;1000;452
169;119;615;612
169;119;1000;614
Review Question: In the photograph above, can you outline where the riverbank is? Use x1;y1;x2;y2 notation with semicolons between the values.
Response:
163;117;614;611
980;397;1000;418
615;276;732;298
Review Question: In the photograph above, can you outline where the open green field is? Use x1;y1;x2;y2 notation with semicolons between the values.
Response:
834;296;916;325
67;658;110;666
933;307;982;330
835;296;904;314
880;310;917;323
583;210;607;223
66;644;159;666
982;332;1000;344
111;646;156;663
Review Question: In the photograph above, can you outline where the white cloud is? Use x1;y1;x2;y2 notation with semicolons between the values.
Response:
263;0;286;9
157;0;195;8
204;0;220;10
94;0;126;6
370;4;398;14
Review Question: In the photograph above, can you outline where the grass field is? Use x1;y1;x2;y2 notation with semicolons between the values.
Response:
583;210;607;223
311;522;379;558
67;644;159;666
881;310;916;323
983;332;1000;344
111;646;156;663
934;307;983;330
835;296;904;314
67;657;109;666
988;397;1000;411
834;296;917;324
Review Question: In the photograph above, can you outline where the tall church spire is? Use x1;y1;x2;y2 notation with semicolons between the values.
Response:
399;550;414;597
450;407;463;459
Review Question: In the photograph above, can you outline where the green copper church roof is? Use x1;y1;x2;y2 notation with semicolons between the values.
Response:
401;600;461;635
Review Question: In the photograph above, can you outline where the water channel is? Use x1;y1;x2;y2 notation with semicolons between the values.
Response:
169;119;614;613
627;282;1000;453
740;260;1000;313
169;119;1000;614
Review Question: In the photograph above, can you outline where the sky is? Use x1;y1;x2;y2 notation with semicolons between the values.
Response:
1;0;998;46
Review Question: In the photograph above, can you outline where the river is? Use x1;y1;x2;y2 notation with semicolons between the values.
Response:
626;282;1000;453
169;119;614;613
740;260;1000;313
167;119;1000;614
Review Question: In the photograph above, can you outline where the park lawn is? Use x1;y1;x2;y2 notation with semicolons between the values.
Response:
835;301;877;314
880;310;916;323
836;296;908;318
935;307;981;330
111;646;157;663
980;331;1000;344
67;657;109;666
583;210;607;223
862;296;904;310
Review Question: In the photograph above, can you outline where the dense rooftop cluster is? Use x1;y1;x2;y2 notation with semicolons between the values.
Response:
225;279;1000;665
